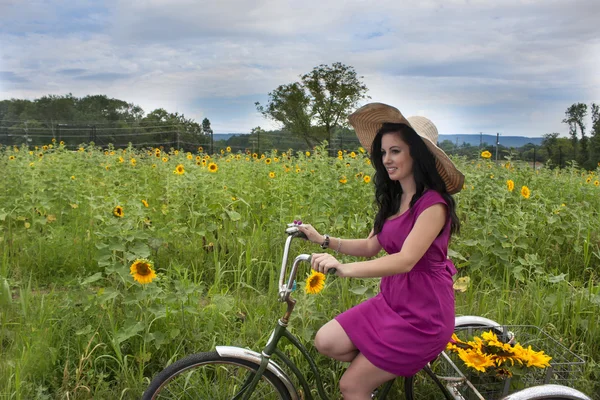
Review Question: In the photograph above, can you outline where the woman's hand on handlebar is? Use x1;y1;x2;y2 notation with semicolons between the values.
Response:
297;223;324;245
311;253;344;276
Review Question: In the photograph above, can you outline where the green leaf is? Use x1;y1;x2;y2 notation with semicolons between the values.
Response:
129;242;151;259
211;294;234;313
349;286;368;295
76;325;93;336
226;210;241;221
81;272;103;285
0;278;11;306
547;273;567;283
115;321;145;344
108;242;126;252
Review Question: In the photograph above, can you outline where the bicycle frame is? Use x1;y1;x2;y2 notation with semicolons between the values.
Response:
225;227;387;400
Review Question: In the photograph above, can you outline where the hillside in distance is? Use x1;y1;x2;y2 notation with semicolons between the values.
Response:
439;134;543;147
214;133;544;148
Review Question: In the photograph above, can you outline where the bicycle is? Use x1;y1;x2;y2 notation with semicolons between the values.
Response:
142;222;592;400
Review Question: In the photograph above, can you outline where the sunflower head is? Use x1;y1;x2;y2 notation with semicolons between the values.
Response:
113;205;124;218
506;180;515;192
208;162;218;173
521;186;531;199
174;164;185;175
130;258;157;284
363;175;371;183
481;150;492;159
305;270;326;294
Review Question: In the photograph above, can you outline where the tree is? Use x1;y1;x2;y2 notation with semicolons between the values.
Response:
562;103;588;164
589;103;600;168
256;63;369;151
202;118;213;153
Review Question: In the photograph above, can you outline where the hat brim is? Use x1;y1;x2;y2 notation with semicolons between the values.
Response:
349;103;464;194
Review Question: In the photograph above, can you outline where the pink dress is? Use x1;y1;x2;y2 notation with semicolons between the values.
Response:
335;190;457;376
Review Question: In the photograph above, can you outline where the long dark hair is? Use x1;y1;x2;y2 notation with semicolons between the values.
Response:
371;123;460;236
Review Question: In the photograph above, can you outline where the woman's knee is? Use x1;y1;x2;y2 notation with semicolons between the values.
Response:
314;327;335;356
314;320;354;357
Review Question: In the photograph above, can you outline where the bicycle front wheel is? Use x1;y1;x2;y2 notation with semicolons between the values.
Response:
143;351;293;400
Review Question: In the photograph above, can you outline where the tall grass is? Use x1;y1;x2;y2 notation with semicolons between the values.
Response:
0;143;599;399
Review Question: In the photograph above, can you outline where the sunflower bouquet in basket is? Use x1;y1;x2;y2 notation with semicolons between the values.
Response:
446;330;552;380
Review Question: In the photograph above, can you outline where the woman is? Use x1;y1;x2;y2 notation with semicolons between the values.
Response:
298;102;464;400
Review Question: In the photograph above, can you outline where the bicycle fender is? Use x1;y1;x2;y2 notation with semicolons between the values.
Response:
499;384;592;400
455;315;502;328
216;346;299;400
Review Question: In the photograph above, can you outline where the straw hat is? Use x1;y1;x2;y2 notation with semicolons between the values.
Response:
348;102;464;194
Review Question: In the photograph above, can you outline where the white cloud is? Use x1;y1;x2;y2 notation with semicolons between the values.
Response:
0;0;598;135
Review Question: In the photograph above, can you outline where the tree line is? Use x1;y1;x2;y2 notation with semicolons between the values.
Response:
1;64;598;169
0;94;212;151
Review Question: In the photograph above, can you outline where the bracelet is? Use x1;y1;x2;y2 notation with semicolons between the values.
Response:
336;238;342;253
320;234;330;249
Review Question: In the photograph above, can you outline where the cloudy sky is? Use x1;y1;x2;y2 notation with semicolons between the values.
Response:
1;0;598;136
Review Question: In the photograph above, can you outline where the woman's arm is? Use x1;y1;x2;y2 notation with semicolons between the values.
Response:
310;204;446;277
297;225;382;258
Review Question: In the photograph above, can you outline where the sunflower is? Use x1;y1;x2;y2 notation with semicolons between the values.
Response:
226;146;231;152
187;153;193;160
162;157;168;163
339;176;348;184
8;155;15;160
521;186;531;199
506;179;515;192
265;158;272;165
358;147;365;153
305;270;326;294
208;162;218;173
481;150;492;159
338;155;343;160
118;156;124;163
142;199;149;208
113;205;124;218
269;172;275;178
130;158;136;166
457;349;495;373
585;177;592;183
520;345;552;368
350;151;356;158
174;164;185;175
364;175;371;183
595;180;599;187
305;151;310;157
198;146;204;152
130;258;157;284
338;150;343;156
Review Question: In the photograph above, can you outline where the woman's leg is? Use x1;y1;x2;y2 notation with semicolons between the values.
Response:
314;319;358;362
339;353;397;400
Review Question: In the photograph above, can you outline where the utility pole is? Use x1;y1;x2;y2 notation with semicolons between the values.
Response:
495;133;500;161
533;145;536;170
480;132;483;148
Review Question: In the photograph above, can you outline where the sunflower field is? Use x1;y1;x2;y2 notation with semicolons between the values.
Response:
0;142;599;399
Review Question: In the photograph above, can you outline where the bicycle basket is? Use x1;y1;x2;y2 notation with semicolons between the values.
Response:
438;325;585;400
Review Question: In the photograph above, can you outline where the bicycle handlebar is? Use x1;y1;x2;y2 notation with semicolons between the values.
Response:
278;223;337;301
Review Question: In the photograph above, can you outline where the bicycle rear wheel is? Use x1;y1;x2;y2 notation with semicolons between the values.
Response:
142;351;293;400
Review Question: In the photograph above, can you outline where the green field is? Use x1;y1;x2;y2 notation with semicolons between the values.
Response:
1;142;599;399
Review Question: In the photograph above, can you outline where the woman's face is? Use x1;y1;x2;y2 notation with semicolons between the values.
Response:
380;132;413;182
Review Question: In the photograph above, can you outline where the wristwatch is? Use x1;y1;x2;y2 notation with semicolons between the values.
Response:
321;234;330;249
